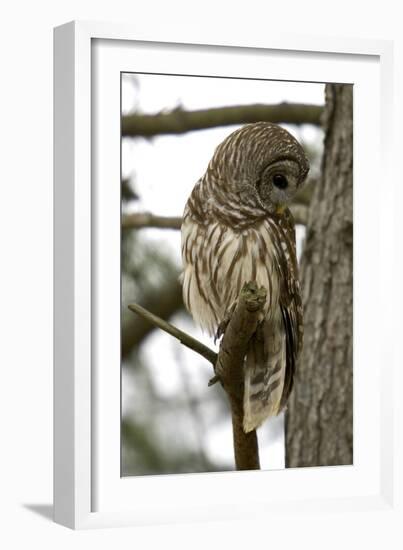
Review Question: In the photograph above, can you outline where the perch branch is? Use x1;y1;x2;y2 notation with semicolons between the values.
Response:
214;282;266;471
128;302;217;365
127;281;266;471
122;103;323;138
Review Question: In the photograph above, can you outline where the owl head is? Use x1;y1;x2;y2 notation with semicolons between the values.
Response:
211;122;310;215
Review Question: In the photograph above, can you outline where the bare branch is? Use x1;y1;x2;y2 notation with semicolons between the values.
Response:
122;103;323;138
128;302;217;365
126;281;266;471
214;281;266;470
122;212;182;230
122;276;183;358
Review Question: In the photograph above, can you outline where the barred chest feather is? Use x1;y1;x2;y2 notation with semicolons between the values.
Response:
181;210;281;336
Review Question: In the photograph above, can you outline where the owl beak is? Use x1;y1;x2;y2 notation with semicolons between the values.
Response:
275;205;286;214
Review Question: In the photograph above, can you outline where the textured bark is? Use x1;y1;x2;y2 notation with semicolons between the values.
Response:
285;84;353;468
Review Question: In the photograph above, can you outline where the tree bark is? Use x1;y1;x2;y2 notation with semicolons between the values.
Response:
285;84;353;468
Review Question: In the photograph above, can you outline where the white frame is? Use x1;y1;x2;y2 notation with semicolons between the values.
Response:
54;21;395;530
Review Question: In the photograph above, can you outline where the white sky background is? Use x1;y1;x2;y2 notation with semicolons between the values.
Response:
121;73;325;472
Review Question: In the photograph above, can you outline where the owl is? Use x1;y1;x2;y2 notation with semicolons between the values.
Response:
181;122;309;433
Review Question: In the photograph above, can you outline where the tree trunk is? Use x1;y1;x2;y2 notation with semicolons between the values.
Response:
285;84;353;468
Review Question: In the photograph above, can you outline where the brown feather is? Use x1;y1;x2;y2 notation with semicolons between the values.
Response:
181;122;308;431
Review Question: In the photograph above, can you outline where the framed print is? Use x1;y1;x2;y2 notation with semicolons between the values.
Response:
54;21;395;529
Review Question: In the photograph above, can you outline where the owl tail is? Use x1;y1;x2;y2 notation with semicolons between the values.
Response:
243;314;287;433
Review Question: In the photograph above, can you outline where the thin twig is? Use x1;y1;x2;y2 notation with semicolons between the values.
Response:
122;277;183;358
128;303;217;365
122;213;182;230
128;281;267;472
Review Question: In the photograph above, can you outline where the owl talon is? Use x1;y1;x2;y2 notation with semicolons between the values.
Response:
214;320;228;343
208;374;220;386
214;302;237;343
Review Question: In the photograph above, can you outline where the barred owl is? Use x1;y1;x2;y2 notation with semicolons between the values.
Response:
181;122;309;433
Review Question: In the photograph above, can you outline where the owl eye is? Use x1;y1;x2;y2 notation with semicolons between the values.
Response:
272;174;288;190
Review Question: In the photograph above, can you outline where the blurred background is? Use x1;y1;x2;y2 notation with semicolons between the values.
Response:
120;73;326;476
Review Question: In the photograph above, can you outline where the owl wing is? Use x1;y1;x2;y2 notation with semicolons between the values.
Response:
275;209;303;409
243;209;302;432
